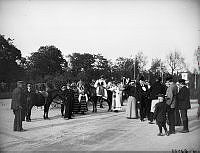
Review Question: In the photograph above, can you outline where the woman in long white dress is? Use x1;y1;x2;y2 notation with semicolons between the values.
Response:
112;84;122;112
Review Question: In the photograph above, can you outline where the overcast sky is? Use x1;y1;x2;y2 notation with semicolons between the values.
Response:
0;0;200;70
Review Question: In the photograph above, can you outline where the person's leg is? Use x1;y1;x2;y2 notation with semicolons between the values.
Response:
180;109;189;132
159;125;162;133
13;110;17;131
68;100;73;119
140;101;145;121
168;108;175;134
157;124;163;136
61;104;64;116
64;101;69;119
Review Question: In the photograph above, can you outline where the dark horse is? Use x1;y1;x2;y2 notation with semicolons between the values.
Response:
26;86;62;122
85;84;112;112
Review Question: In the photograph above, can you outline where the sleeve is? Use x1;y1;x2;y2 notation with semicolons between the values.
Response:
103;80;107;88
85;94;88;102
166;88;173;105
94;80;98;88
78;94;81;102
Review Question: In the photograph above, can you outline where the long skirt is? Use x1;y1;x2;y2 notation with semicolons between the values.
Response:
72;93;80;113
112;92;122;111
126;96;137;119
80;96;88;113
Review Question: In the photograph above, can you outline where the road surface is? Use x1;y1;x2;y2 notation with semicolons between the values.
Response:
0;99;199;152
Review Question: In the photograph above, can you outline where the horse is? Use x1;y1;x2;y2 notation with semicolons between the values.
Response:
26;85;62;121
86;84;112;112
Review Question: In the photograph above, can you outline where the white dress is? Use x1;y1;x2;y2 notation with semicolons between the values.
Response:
112;87;122;111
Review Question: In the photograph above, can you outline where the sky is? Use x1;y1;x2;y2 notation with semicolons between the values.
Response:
0;0;200;70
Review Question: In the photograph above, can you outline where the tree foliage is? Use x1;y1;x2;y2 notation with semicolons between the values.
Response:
150;58;167;74
166;50;186;74
135;51;148;72
27;45;66;81
0;35;25;83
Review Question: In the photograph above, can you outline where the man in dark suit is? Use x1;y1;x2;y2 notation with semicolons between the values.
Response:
63;83;75;120
165;76;178;134
136;76;149;121
11;81;26;132
177;79;191;133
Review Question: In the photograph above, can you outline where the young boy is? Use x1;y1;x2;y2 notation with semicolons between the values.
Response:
153;94;169;136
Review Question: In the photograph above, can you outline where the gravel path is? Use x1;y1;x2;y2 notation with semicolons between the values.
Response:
0;99;199;152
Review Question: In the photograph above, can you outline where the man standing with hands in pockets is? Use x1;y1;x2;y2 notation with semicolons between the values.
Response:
11;81;26;132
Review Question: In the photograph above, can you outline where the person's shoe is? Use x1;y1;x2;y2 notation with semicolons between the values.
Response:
19;128;26;132
148;121;154;124
157;133;164;136
141;119;145;122
169;131;175;134
180;129;189;133
64;118;69;120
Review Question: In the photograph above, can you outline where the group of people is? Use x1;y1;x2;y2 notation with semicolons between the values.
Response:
60;82;89;120
124;75;191;136
11;74;191;136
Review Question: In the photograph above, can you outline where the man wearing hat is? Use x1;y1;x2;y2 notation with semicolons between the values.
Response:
63;83;75;120
165;76;178;134
177;79;191;133
11;81;26;132
135;75;149;121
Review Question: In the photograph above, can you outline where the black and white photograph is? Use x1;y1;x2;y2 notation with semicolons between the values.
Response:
0;0;200;152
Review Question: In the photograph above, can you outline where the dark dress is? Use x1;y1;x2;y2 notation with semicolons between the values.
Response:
63;89;74;119
72;91;80;113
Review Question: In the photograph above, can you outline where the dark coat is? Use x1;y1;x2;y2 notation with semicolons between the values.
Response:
166;83;178;109
149;81;167;100
153;102;169;123
11;87;23;110
63;88;75;104
135;83;149;102
177;86;191;110
126;85;136;97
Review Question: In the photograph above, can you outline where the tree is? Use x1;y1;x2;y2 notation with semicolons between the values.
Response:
135;51;148;72
150;58;167;74
112;56;139;81
68;53;95;81
0;34;25;83
92;54;111;80
27;45;66;81
166;50;186;74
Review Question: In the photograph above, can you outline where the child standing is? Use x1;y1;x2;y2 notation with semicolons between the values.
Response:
153;94;169;136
